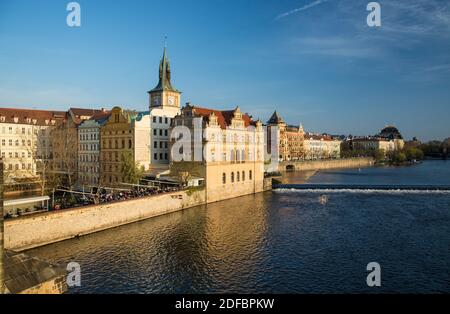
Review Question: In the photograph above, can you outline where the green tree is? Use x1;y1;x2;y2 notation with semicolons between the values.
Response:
120;151;144;184
374;149;386;162
404;147;424;161
392;152;407;164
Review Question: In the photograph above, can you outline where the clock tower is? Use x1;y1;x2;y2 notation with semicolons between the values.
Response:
148;47;181;110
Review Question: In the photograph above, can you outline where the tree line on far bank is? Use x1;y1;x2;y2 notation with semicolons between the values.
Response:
341;138;449;164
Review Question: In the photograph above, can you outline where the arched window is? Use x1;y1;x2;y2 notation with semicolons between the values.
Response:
237;171;240;182
249;170;252;180
231;172;234;183
242;171;245;181
222;173;226;184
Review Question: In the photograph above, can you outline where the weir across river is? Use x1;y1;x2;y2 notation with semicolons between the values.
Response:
273;184;450;191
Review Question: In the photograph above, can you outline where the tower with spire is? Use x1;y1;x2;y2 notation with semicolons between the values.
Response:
148;46;181;110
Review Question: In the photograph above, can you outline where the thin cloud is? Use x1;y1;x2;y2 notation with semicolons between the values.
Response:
275;0;329;20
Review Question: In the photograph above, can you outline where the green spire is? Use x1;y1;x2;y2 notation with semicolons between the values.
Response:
149;46;179;93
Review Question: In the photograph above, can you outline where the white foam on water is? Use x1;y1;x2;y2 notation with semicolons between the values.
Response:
273;188;450;195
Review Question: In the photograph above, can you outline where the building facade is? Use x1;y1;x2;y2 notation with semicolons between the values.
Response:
148;47;181;167
0;108;66;184
100;107;150;186
303;133;342;159
77;110;111;186
170;104;265;203
342;126;405;156
52;108;103;187
266;111;305;162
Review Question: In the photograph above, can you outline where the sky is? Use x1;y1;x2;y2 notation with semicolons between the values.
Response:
0;0;449;141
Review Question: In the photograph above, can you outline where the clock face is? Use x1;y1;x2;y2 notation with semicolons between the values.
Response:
153;96;160;106
168;96;175;106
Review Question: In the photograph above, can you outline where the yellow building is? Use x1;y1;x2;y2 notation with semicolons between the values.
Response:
100;107;150;186
170;104;265;203
266;111;305;162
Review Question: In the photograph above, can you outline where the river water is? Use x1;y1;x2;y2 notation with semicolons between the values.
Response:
28;161;450;293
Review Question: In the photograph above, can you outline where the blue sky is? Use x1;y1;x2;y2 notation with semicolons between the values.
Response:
0;0;449;141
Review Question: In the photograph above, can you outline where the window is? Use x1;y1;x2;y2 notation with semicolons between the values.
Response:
231;172;234;183
129;140;132;149
160;153;163;160
249;170;252;180
165;117;168;124
237;171;240;182
242;171;245;181
164;153;168;160
160;141;163;148
165;142;168;149
159;117;162;123
153;116;156;123
159;129;163;136
164;130;168;136
153;129;157;135
154;141;157;148
222;173;226;184
154;153;158;160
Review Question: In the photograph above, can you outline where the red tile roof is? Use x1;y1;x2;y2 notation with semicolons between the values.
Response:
0;107;67;126
69;108;107;125
190;106;256;129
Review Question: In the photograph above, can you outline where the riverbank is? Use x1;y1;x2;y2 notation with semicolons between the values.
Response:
279;157;374;172
4;176;273;251
4;189;206;251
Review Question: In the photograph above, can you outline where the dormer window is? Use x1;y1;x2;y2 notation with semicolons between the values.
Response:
32;119;37;124
0;116;5;122
13;116;19;123
26;118;31;123
45;119;49;125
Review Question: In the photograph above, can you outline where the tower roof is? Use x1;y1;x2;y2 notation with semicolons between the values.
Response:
267;110;285;125
148;47;179;93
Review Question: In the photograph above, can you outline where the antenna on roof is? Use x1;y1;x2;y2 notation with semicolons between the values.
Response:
164;35;167;48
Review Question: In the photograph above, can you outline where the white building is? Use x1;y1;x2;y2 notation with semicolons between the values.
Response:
0;108;66;183
303;133;341;159
147;47;181;168
77;110;110;186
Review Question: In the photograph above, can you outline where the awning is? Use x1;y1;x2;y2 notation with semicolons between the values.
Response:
4;196;50;207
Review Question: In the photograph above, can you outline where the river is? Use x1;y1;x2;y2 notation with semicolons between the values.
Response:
28;160;450;293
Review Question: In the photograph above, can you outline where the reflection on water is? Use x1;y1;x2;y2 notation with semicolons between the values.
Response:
28;161;450;293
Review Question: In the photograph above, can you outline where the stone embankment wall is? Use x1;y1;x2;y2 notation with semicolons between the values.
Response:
280;157;374;172
4;189;206;251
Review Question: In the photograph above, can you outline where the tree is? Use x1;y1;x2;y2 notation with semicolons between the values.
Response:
18;127;59;196
404;147;424;161
120;151;144;184
51;120;78;188
374;149;385;162
391;152;407;164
